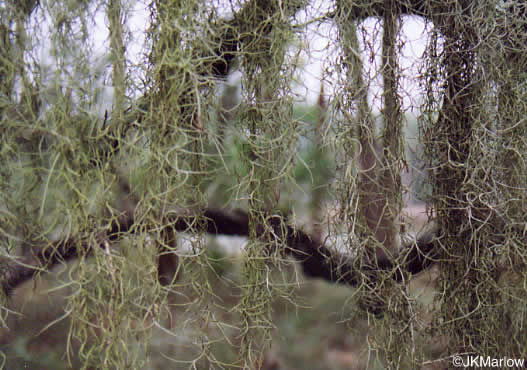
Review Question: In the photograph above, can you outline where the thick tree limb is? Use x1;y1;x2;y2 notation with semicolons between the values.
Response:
1;208;440;297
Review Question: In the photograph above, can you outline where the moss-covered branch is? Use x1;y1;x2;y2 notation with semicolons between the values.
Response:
1;207;441;301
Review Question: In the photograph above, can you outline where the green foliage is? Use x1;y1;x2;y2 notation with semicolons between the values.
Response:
2;0;527;369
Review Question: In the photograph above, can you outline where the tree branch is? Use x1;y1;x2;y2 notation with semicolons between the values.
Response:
1;207;440;298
